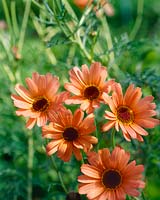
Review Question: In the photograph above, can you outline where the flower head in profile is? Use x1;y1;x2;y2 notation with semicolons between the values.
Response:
11;72;69;129
42;108;97;162
78;147;145;200
102;83;160;141
73;0;92;9
65;62;115;114
73;0;114;17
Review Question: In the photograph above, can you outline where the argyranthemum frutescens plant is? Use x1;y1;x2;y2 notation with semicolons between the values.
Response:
11;62;159;200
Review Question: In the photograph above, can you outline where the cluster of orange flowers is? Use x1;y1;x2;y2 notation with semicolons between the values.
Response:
11;62;159;200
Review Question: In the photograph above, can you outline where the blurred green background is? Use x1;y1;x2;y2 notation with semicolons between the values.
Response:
0;0;160;199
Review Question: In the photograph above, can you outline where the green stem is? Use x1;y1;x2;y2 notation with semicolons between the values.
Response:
141;192;146;200
11;1;19;39
27;130;34;200
129;0;144;40
101;17;125;79
76;6;93;62
101;17;115;65
2;0;13;43
18;0;32;56
50;156;68;194
111;128;116;149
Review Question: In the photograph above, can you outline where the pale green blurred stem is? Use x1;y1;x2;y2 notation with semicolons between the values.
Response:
2;0;13;42
142;192;146;200
101;17;115;64
27;130;34;200
50;156;68;194
101;17;125;79
76;6;93;62
129;0;144;40
18;0;32;56
11;1;19;38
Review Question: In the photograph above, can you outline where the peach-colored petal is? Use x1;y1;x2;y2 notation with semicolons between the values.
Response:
65;62;113;113
13;99;32;109
73;108;84;127
104;110;116;119
72;147;82;160
78;175;99;183
61;143;73;162
87;183;105;199
37;113;48;127
64;83;81;95
80;100;90;111
102;92;116;113
11;72;62;129
98;190;108;200
115;187;126;200
122;131;131;141
65;96;84;104
123;84;135;104
25;77;38;94
45;75;59;98
102;83;158;142
125;125;137;138
26;118;36;129
135;118;160;128
87;151;101;167
46;139;62;156
57;140;68;158
81;164;101;179
102;121;115;132
78;147;145;200
42;108;96;161
112;83;123;105
15;84;33;103
15;109;39;118
130;123;148;136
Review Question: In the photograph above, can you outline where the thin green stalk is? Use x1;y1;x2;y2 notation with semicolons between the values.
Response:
50;156;68;194
101;17;125;79
111;128;116;149
141;192;146;200
27;130;34;200
129;0;144;40
76;6;93;62
18;0;32;56
11;1;20;38
32;0;45;10
101;17;115;65
2;0;13;42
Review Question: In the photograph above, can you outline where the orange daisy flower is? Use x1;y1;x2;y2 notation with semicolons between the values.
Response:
65;62;115;114
78;146;145;200
42;108;98;162
102;83;160;141
73;0;114;17
11;72;69;129
73;0;92;9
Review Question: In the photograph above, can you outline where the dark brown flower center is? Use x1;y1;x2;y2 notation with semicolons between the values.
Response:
63;127;78;141
117;106;134;124
84;86;100;100
102;170;121;189
32;97;49;112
